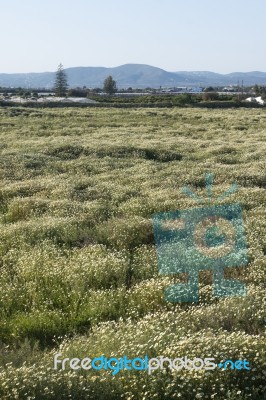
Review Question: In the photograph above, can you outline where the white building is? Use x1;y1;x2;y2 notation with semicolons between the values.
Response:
245;96;264;105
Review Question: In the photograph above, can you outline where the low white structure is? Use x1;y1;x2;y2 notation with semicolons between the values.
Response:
245;96;264;105
0;96;98;104
37;97;98;104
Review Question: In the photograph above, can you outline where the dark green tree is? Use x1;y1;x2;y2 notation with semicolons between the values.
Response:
177;93;194;105
254;84;266;98
205;86;215;92
103;75;117;95
54;63;68;97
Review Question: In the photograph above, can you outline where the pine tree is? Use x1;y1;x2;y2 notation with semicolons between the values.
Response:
54;63;68;97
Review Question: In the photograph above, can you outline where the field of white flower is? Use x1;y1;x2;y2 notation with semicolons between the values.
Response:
0;106;265;399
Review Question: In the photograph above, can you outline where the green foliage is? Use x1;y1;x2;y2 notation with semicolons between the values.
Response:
103;75;117;95
67;88;89;97
253;84;266;97
176;93;195;104
54;63;68;97
0;106;265;399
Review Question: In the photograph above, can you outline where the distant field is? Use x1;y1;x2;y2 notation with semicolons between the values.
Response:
0;106;265;399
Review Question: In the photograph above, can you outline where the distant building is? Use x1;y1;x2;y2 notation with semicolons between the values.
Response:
245;96;264;105
223;87;236;92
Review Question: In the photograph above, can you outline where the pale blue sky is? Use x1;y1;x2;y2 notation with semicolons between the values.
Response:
1;0;265;73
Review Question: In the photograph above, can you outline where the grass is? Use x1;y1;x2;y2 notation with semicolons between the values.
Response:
0;106;265;399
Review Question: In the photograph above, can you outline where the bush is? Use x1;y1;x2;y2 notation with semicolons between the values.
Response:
202;91;219;101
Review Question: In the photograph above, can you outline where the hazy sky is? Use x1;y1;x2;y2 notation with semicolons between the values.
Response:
1;0;265;74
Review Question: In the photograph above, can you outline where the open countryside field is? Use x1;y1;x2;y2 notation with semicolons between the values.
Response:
0;106;265;399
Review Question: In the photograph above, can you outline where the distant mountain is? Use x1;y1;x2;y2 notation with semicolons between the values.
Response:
174;71;266;86
64;64;182;88
1;64;266;88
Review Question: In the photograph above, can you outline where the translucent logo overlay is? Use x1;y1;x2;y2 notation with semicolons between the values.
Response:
152;174;248;302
